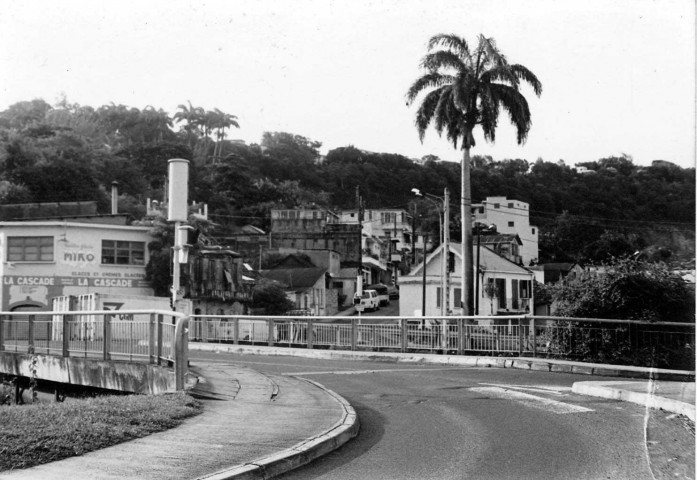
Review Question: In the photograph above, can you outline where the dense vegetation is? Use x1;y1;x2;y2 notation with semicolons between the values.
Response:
0;99;693;265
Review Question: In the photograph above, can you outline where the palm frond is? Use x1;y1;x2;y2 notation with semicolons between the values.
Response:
421;50;466;72
414;88;445;141
510;64;543;96
480;65;520;89
488;83;532;144
405;72;455;104
479;35;508;69
427;34;471;58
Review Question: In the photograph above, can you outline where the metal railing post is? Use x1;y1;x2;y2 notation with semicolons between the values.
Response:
148;313;156;364
351;318;357;350
103;312;112;361
401;319;408;353
267;318;274;346
457;318;464;355
466;320;471;351
530;317;537;357
307;319;314;349
233;317;239;344
62;312;70;358
157;314;163;365
27;314;35;354
174;315;190;391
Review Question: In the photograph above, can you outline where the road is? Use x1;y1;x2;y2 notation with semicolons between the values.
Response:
191;351;695;480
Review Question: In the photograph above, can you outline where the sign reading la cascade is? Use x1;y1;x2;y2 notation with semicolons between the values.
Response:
4;274;149;289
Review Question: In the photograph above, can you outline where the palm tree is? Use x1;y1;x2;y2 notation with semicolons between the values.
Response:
210;108;240;159
173;101;205;150
406;34;542;315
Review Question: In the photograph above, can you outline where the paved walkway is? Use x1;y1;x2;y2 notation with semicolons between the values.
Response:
0;361;358;480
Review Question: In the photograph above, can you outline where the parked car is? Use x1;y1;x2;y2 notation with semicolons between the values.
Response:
387;284;400;300
354;289;380;312
366;284;390;306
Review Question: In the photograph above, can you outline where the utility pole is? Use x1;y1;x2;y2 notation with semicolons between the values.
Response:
393;213;398;285
356;186;363;297
443;187;450;315
411;203;417;265
421;232;427;318
442;187;450;353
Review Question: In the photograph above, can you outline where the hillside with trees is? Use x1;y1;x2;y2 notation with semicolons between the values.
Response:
0;99;694;266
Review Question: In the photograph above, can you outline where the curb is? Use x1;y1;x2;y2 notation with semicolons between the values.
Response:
572;381;696;421
190;342;695;381
196;380;359;480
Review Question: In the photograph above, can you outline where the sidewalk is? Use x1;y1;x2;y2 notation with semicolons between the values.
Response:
0;362;359;480
572;380;695;421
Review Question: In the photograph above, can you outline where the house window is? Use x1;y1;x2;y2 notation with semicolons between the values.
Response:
508;221;514;227
453;288;461;307
436;287;441;307
101;240;145;265
532;228;536;235
381;212;396;224
7;236;54;262
495;278;506;309
520;280;532;298
494;203;500;209
508;203;513;208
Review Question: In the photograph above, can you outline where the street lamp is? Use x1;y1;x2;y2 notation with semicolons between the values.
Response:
411;188;450;322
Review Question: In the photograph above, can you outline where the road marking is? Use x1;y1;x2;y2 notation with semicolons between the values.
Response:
284;367;483;376
478;383;573;396
470;386;594;414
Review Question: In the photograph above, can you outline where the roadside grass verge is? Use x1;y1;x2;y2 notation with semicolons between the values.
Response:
0;392;201;471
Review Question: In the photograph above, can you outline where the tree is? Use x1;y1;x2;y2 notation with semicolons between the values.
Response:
553;259;693;323
406;34;542;313
251;278;294;315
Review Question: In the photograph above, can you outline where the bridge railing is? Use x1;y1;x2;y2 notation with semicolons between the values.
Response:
0;310;190;389
189;314;695;370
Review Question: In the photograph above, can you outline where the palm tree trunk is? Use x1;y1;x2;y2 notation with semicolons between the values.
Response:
461;147;474;316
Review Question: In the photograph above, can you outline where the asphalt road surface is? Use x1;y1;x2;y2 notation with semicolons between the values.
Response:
191;351;695;480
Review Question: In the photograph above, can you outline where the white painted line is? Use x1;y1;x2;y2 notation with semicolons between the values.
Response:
470;386;594;414
479;383;573;396
285;367;487;376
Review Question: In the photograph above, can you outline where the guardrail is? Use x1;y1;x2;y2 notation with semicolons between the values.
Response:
0;310;190;390
189;314;695;370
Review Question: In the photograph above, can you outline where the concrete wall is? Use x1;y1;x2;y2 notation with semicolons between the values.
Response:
0;351;178;395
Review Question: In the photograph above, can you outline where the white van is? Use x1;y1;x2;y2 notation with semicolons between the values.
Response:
354;289;380;312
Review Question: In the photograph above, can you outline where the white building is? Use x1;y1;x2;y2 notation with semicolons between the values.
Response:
471;196;539;265
399;242;534;317
0;221;154;312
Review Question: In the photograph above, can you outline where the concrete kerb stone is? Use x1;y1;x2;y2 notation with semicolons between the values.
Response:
190;343;694;381
196;378;359;480
572;381;696;422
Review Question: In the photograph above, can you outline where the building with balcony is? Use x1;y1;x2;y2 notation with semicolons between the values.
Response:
471;196;539;265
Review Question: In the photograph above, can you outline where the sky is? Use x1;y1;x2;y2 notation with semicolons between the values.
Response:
1;0;695;168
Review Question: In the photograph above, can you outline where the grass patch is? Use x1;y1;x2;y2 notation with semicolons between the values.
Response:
0;392;202;471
